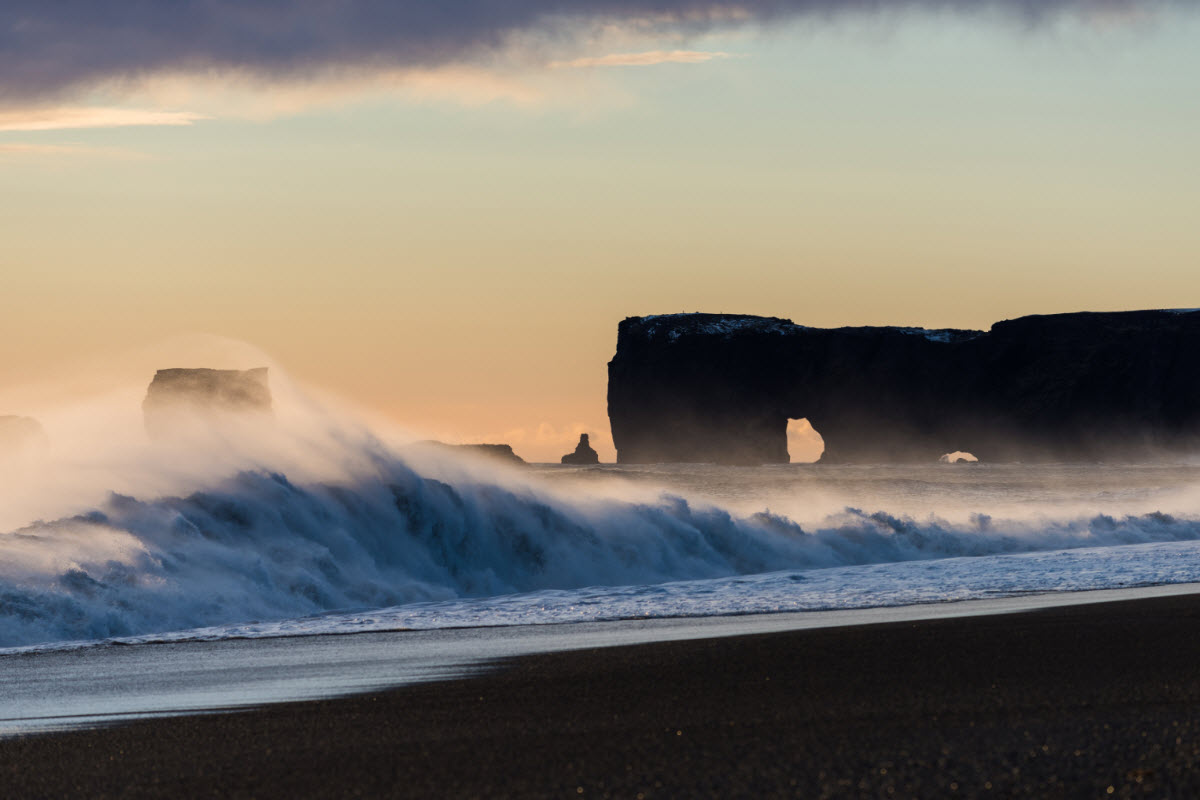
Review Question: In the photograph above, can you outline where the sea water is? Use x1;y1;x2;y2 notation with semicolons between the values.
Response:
3;441;1199;654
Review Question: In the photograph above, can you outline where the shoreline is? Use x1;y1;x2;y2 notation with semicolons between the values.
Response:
6;591;1200;797
4;582;1200;740
9;577;1200;658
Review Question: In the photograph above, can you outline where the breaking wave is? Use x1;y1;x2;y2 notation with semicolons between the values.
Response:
3;449;1200;649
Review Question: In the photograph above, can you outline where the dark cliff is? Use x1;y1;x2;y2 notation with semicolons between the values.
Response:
607;310;1200;464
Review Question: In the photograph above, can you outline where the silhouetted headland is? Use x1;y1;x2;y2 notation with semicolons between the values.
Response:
608;309;1200;464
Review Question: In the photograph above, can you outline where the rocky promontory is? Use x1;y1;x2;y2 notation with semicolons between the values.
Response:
607;310;1200;464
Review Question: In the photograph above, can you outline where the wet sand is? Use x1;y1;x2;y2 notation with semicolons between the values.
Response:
5;593;1200;798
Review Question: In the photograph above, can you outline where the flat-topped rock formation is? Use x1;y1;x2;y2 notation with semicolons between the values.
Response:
410;441;527;465
607;310;1200;464
143;367;272;438
0;416;48;458
561;433;600;465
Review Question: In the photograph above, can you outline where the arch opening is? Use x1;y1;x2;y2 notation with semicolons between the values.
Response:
787;418;825;463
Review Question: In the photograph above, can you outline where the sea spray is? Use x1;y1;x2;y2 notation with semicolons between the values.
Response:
4;454;1200;648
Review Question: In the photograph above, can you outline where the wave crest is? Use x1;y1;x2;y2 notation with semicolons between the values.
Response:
3;454;1199;648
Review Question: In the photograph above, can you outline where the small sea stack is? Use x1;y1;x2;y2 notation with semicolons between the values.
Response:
561;433;600;465
143;367;273;438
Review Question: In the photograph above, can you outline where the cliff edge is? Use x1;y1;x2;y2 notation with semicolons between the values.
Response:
607;310;1200;464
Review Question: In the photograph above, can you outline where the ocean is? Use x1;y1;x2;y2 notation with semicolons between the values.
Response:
3;425;1199;654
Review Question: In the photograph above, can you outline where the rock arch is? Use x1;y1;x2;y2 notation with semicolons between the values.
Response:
607;311;1200;464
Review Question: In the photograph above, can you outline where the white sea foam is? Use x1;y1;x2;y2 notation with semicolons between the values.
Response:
3;451;1200;651
83;538;1200;651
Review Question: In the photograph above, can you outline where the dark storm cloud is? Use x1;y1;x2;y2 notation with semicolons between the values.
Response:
0;1;1173;103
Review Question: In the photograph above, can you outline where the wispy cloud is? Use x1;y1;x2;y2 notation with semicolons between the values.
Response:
0;108;207;132
115;66;547;121
551;50;730;68
0;1;1178;106
0;143;83;155
0;142;149;159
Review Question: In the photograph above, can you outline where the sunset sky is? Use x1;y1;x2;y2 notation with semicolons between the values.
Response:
3;1;1198;461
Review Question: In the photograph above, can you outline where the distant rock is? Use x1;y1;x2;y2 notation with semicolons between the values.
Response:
0;416;48;457
561;433;600;465
143;367;272;438
939;451;979;464
458;443;526;465
411;441;527;465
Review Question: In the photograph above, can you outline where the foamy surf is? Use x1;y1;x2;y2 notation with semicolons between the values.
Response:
4;456;1200;651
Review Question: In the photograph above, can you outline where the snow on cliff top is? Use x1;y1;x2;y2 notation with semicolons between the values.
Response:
630;310;1194;346
637;314;802;341
634;314;983;343
895;327;982;343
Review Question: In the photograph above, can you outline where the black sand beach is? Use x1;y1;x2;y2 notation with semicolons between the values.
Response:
5;593;1200;798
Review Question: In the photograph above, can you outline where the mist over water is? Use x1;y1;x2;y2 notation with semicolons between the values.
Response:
2;341;1200;651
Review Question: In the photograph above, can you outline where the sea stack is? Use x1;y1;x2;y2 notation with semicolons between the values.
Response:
561;433;600;465
143;367;273;438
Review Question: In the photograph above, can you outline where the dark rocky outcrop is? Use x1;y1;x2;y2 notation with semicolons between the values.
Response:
0;416;48;457
561;434;600;465
607;310;1200;464
143;367;272;438
410;441;527;465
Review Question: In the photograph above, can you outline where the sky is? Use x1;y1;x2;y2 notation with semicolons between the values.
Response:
2;1;1198;462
